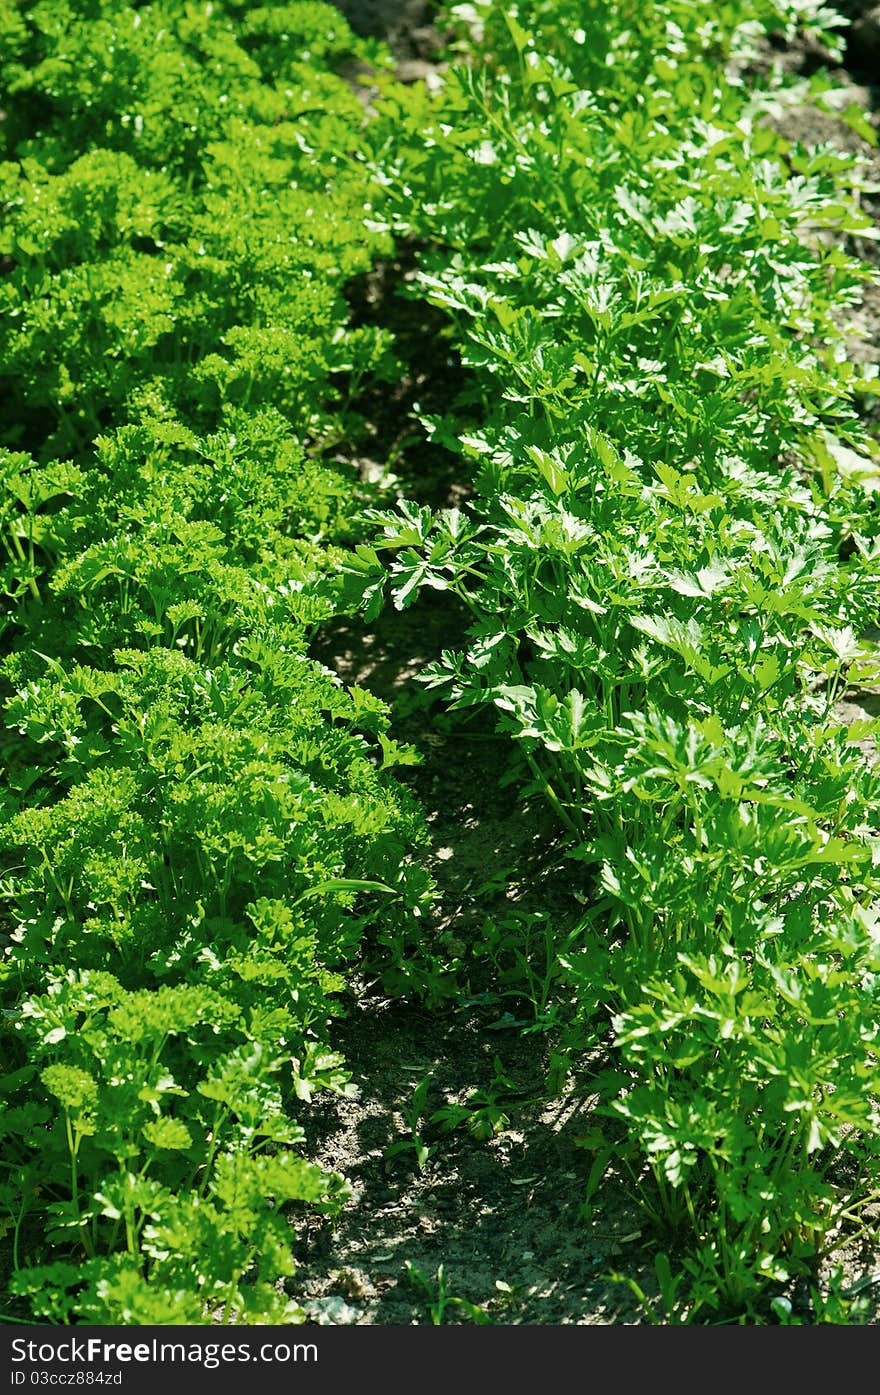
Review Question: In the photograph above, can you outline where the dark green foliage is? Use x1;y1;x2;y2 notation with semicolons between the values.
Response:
360;0;880;1318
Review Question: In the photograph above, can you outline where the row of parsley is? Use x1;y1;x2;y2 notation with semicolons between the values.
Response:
357;0;880;1319
0;0;433;1324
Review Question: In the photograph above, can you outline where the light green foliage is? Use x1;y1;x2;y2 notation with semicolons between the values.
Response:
7;973;352;1322
0;0;396;458
0;0;432;1325
360;0;880;1319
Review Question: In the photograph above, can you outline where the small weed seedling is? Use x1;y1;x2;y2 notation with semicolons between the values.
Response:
403;1262;493;1325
